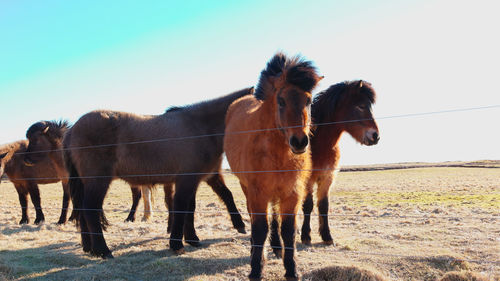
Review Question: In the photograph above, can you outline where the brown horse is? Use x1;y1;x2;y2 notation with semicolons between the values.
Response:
224;53;322;280
0;121;71;224
65;87;253;258
22;120;74;224
24;121;245;233
127;176;246;235
269;80;379;248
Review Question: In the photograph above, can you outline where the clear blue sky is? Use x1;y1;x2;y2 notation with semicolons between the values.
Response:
1;0;499;165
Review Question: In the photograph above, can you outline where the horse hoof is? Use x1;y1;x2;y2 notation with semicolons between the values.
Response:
323;239;334;246
301;239;312;246
34;218;45;225
102;252;114;259
248;273;262;280
237;227;246;234
174;248;185;255
285;275;299;281
19;219;29;225
56;219;66;225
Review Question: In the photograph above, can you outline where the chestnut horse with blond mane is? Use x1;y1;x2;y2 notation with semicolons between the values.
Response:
224;53;322;280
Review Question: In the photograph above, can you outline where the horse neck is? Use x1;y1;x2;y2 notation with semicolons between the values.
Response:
170;87;251;132
48;149;65;171
311;114;345;151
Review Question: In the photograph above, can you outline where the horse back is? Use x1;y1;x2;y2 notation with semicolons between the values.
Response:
4;140;60;185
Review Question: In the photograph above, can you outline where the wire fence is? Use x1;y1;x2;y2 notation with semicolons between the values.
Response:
0;206;498;221
1;105;499;272
9;104;500;156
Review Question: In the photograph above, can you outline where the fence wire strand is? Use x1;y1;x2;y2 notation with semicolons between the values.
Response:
10;104;500;156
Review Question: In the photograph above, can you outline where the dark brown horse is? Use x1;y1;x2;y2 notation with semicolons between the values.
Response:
126;176;246;235
269;80;379;249
23;120;74;224
23;121;245;233
0;120;71;224
224;53;322;280
65;87;253;258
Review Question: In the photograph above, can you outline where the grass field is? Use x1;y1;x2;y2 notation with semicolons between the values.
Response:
0;165;499;280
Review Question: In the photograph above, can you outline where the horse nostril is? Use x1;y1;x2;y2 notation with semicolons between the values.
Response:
290;136;308;152
289;136;300;149
373;132;379;141
299;136;309;149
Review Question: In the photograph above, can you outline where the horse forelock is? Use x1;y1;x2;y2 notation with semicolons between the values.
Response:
254;53;320;100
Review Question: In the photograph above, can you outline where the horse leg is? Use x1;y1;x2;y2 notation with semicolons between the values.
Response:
82;178;113;259
280;196;300;280
14;184;29;224
206;173;246;233
125;186;141;222
247;195;269;280
317;175;334;245
169;176;200;254
57;181;70;224
141;186;152;221
26;182;45;224
183;192;200;247
163;183;174;233
300;177;315;245
269;205;282;258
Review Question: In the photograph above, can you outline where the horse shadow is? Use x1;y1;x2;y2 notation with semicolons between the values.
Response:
0;242;92;280
1;236;251;280
0;223;47;235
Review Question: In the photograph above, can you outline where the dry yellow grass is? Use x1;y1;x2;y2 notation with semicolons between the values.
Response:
0;167;499;280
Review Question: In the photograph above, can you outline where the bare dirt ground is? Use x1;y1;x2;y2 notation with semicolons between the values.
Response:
0;164;498;280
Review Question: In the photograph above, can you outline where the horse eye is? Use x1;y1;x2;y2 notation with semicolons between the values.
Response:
355;105;365;112
277;97;285;107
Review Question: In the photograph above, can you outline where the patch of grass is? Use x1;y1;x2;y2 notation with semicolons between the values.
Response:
334;191;500;209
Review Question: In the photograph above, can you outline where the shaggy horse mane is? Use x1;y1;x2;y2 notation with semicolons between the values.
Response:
312;80;377;123
164;87;254;115
254;52;321;100
26;120;71;140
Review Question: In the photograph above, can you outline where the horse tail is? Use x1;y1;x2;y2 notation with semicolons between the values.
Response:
65;149;83;229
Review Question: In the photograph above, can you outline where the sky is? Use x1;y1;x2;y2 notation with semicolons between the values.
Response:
1;0;499;166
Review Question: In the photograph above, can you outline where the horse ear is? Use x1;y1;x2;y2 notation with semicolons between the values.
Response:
358;80;363;88
319;76;325;81
43;126;49;134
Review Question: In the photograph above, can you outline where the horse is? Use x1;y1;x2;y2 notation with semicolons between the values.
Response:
126;175;246;235
0;121;70;224
269;80;379;249
24;120;245;233
64;87;253;258
224;53;322;280
21;120;74;224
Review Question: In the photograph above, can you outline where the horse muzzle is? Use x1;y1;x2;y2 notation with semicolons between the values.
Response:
363;129;380;146
289;135;309;154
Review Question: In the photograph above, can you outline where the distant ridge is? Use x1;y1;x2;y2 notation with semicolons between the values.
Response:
340;160;500;172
